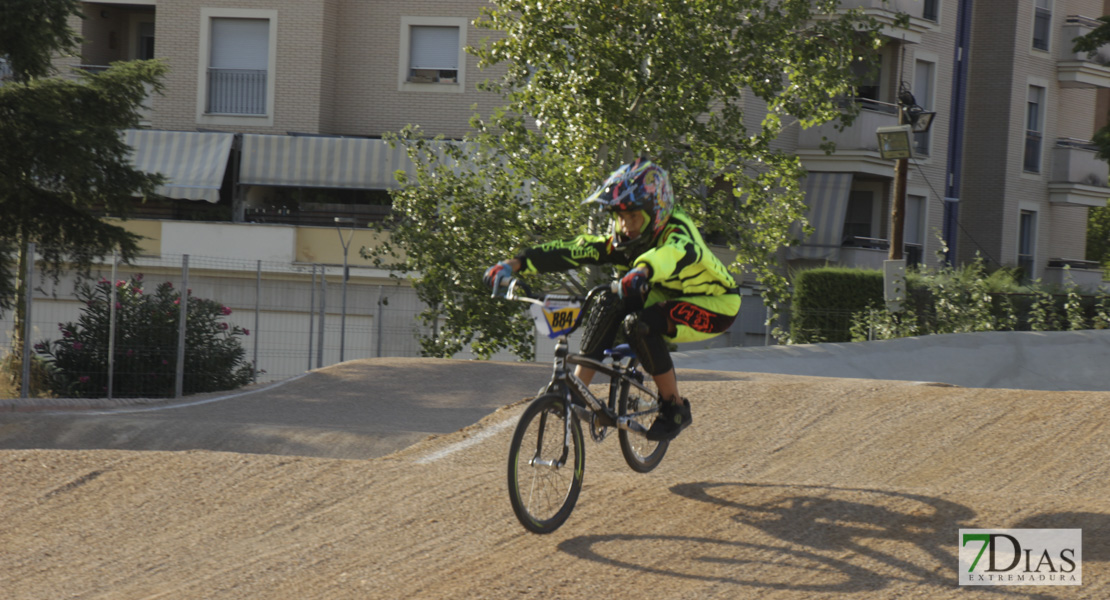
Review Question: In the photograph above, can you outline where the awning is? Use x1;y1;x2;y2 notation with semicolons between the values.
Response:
123;129;235;203
787;172;854;261
239;134;417;189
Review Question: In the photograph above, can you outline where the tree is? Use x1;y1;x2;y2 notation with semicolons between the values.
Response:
0;0;166;347
367;0;888;359
1089;200;1110;268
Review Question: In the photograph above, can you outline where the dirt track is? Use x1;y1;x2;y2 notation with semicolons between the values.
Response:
2;359;1109;599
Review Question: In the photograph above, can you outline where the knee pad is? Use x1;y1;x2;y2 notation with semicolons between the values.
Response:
622;311;673;376
579;289;624;360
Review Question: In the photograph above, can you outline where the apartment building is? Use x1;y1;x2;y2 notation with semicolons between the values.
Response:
789;0;1108;288
61;0;505;226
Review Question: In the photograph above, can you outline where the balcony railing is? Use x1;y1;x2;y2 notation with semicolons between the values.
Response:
1052;138;1109;186
1058;15;1110;88
207;68;266;115
799;99;899;152
837;0;925;18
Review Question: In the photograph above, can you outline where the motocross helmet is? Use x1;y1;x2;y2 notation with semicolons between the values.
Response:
583;158;674;257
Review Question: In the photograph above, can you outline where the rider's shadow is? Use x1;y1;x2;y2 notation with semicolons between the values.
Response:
671;482;969;588
558;482;1057;597
1014;512;1110;562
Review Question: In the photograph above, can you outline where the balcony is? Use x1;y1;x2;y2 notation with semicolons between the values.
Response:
797;100;899;177
839;237;923;270
1058;15;1110;89
206;68;267;115
1043;259;1105;290
833;0;935;43
1048;138;1110;207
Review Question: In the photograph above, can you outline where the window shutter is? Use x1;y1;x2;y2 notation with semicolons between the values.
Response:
210;18;269;70
410;26;459;70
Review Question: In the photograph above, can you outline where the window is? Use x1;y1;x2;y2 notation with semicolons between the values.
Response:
399;17;467;93
843;191;876;243
1033;0;1052;51
137;22;155;60
905;194;926;267
409;26;459;82
923;0;939;22
1018;209;1037;277
913;60;935;156
851;55;882;105
207;18;269;115
1024;86;1045;173
196;8;277;125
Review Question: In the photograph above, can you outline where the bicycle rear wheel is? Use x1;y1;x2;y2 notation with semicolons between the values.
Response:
507;393;585;534
618;376;668;473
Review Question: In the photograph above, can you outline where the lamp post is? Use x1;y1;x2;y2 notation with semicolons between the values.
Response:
876;84;936;309
334;217;355;362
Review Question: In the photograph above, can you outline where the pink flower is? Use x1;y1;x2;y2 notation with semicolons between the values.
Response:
173;299;180;305
61;329;72;338
218;322;229;330
73;342;84;350
79;376;90;383
134;289;143;295
114;302;121;310
243;328;250;336
221;306;232;316
33;343;46;352
116;280;125;287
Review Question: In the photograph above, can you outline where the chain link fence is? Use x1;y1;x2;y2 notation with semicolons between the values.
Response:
3;245;775;399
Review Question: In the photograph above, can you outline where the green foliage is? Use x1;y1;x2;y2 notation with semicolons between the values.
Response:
35;275;254;398
1;0;167;330
0;0;83;82
1027;287;1060;332
790;267;884;343
850;258;1110;339
1088;200;1110;269
371;0;889;358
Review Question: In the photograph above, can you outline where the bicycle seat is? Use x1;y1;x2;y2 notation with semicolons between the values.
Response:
605;344;635;362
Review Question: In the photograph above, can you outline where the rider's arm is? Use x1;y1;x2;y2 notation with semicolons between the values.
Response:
514;234;614;274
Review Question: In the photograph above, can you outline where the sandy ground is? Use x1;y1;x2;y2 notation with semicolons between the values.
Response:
2;359;1108;599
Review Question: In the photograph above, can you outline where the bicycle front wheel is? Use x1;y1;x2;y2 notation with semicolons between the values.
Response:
507;393;585;534
618;377;668;473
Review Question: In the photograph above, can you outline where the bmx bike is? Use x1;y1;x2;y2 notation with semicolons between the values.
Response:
496;278;668;534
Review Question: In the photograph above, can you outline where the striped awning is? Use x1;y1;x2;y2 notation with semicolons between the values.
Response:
123;129;235;203
787;172;854;261
239;134;418;189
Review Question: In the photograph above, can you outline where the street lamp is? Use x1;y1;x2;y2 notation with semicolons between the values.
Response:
874;83;937;262
335;217;355;362
875;83;936;310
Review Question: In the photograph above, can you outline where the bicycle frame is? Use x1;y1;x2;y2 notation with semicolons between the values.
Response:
500;278;660;464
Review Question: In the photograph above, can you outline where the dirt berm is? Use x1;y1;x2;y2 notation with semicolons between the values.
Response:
2;358;1108;599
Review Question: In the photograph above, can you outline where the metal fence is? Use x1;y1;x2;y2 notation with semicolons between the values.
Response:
2;245;776;399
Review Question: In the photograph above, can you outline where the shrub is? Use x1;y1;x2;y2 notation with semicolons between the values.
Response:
790;268;884;343
36;275;253;398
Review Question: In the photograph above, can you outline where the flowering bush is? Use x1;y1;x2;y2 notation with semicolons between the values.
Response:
36;275;254;398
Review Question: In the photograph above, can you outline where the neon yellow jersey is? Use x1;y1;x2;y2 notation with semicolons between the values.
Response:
517;207;736;297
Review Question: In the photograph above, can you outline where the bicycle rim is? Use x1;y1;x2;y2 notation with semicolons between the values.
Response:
507;394;585;534
618;377;668;473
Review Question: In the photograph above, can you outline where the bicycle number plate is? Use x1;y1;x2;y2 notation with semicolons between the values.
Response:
530;298;582;339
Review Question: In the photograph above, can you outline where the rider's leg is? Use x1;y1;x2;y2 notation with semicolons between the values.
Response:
577;289;624;388
574;364;597;386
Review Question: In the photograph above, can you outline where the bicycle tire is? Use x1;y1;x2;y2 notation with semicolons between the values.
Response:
507;393;585;534
618;376;668;472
